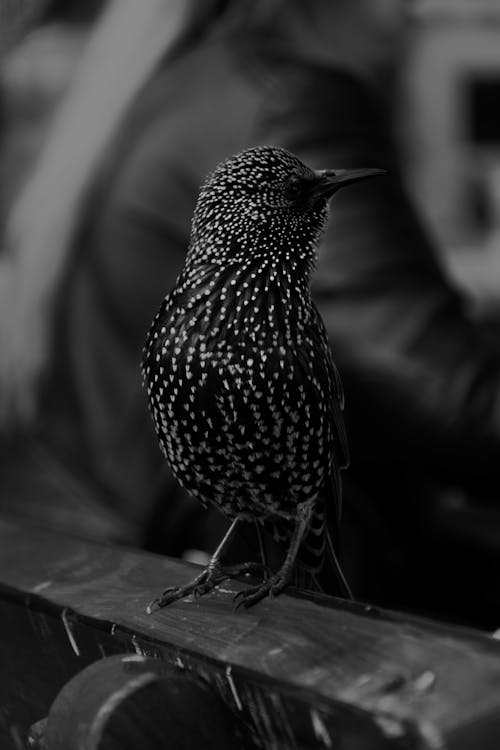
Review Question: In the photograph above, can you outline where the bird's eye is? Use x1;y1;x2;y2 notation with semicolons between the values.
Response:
285;176;303;202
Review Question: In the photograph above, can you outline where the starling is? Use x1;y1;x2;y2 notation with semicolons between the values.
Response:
142;146;384;612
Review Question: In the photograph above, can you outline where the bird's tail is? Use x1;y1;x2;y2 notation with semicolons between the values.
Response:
292;504;353;600
320;522;353;599
261;496;352;600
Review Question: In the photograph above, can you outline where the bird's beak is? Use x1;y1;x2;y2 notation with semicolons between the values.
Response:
311;167;386;199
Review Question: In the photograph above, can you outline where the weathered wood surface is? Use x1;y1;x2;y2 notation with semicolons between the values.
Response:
1;518;500;749
29;653;253;749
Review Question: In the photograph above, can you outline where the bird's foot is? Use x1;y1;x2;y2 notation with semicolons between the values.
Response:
233;570;291;611
146;567;211;613
147;561;267;614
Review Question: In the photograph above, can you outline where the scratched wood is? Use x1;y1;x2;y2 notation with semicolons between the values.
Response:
30;653;254;749
1;519;500;749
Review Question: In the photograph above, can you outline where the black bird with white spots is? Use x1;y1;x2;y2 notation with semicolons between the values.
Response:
142;145;384;611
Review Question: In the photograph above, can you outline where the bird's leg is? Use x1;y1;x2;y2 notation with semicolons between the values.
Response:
147;516;266;613
255;520;269;572
234;500;314;610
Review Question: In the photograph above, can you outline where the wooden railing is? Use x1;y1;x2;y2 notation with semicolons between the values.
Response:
1;518;500;749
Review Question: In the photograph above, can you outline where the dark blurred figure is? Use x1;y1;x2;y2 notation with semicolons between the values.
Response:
0;0;262;550
2;0;500;627
253;0;500;626
0;0;185;543
0;0;106;537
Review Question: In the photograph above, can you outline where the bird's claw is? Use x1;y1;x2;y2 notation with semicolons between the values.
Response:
148;561;273;614
232;589;248;611
232;575;288;611
146;598;159;615
146;566;225;614
232;588;267;611
146;585;186;614
192;581;217;598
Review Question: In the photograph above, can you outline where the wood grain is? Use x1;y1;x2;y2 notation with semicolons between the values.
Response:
1;518;500;749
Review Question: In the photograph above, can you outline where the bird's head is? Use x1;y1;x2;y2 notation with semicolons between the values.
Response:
189;146;384;273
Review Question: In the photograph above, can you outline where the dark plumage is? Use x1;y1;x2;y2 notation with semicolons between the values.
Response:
142;146;383;611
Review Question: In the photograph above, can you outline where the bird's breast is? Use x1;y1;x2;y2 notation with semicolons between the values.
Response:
143;294;335;518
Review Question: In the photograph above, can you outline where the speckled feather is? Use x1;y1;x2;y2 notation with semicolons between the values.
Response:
142;146;350;586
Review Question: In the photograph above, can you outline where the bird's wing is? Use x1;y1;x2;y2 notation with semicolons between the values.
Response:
301;302;349;535
309;302;350;472
141;292;174;385
291;304;351;596
141;262;221;379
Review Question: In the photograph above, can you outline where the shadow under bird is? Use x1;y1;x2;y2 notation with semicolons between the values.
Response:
142;146;384;612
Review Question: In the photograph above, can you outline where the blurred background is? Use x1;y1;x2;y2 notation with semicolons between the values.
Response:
1;0;500;631
402;0;500;313
3;0;500;307
0;0;100;213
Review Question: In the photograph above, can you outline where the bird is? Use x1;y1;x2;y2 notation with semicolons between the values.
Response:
142;145;384;612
